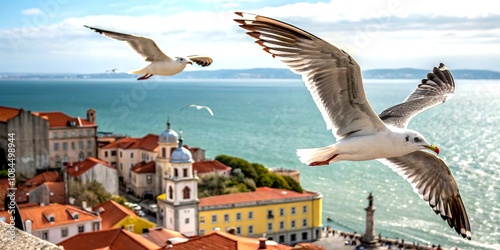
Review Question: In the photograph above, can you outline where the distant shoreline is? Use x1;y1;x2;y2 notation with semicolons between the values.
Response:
2;67;500;80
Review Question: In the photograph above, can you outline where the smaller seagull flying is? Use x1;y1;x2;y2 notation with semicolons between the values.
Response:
106;68;119;73
84;25;213;80
180;104;214;116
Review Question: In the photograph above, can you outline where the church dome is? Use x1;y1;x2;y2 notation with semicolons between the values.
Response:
159;122;178;143
171;139;193;163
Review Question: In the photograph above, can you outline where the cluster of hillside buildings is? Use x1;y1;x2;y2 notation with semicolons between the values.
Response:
0;105;324;248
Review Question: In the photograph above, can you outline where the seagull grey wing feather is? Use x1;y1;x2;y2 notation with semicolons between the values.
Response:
84;25;171;62
186;56;213;67
378;152;471;239
234;12;386;139
379;63;455;128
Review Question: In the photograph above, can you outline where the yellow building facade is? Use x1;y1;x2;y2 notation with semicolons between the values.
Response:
197;187;322;246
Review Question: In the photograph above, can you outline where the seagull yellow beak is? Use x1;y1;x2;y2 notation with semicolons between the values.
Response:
425;145;440;155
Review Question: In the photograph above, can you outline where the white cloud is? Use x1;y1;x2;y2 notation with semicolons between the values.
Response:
21;8;43;16
2;0;500;73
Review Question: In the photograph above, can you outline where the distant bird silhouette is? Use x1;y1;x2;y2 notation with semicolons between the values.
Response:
84;25;213;80
106;68;119;73
180;104;214;116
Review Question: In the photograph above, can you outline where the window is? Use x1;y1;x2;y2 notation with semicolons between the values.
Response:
236;212;241;221
120;151;122;158
291;233;296;242
185;218;190;224
212;215;217;223
78;141;83;150
279;208;284;216
78;225;85;233
71;131;75;137
279;221;284;230
61;228;68;237
302;232;308;240
120;163;123;170
161;147;166;158
248;225;253;234
93;222;100;231
200;216;205;224
168;186;173;199
79;130;83;136
267;222;273;232
87;140;92;149
63;131;67;137
111;150;116;156
42;231;48;240
174;168;178;178
291;220;296;228
130;152;134;158
236;226;241;235
224;214;229;222
248;211;253;219
302;219;307;227
279;235;285;243
53;132;58;138
183;168;188;177
200;229;205;235
87;129;92;136
128;224;134;232
104;151;108;157
291;207;296;215
54;143;59;151
87;151;92;157
63;142;68;150
267;209;274;219
183;186;190;199
147;175;153;184
71;142;75;150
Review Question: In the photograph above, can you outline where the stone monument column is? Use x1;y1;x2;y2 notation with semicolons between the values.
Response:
361;192;380;249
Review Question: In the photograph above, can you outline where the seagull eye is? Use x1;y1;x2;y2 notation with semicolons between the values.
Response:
414;137;421;143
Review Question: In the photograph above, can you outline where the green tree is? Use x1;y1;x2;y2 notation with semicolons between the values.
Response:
282;175;303;193
111;195;127;206
198;173;228;197
68;180;112;207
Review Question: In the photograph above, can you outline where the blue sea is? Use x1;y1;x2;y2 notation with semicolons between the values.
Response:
1;78;498;249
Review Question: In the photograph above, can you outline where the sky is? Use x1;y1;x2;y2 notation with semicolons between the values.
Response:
0;0;499;73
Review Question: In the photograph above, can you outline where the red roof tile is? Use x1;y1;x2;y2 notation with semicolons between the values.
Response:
33;111;95;128
66;157;114;177
102;134;159;152
92;200;136;230
0;106;21;122
15;171;63;203
132;161;156;174
142;227;187;247
199;187;317;207
193;160;231;175
58;228;161;250
43;182;66;204
0;203;99;230
175;231;292;250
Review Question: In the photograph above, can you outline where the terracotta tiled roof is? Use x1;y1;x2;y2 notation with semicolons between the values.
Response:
0;106;21;122
15;171;63;203
199;187;317;207
102;134;159;152
66;157;114;177
0;203;99;230
43;182;66;204
141;227;187;248
131;161;156;174
175;231;292;250
92;200;136;230
33;111;95;128
58;228;161;250
193;160;231;175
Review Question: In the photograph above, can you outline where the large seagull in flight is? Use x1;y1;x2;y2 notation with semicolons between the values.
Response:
84;25;213;80
234;12;471;239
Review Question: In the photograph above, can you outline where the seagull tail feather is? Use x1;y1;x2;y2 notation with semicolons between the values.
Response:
128;68;147;75
296;145;338;165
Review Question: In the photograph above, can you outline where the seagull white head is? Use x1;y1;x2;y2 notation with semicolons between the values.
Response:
175;57;193;65
404;130;440;155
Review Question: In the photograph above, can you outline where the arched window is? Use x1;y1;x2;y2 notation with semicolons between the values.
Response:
168;186;174;200
183;186;190;199
162;147;166;158
174;168;178;178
